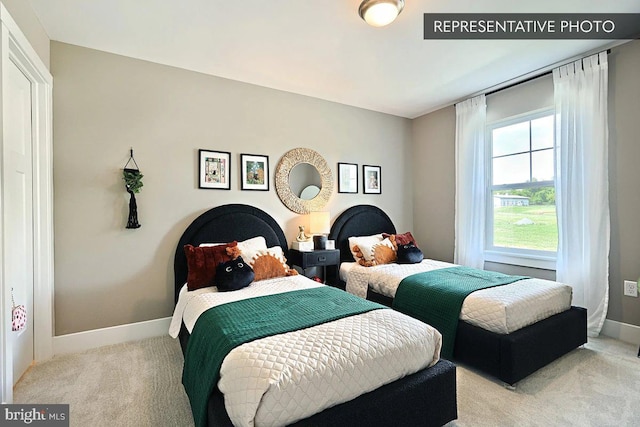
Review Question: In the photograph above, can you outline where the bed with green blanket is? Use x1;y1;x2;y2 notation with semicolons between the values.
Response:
183;286;384;427
393;266;528;359
329;204;588;386
173;204;458;427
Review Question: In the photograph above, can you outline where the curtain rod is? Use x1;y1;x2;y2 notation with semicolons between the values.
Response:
484;70;551;97
417;39;629;116
483;48;611;98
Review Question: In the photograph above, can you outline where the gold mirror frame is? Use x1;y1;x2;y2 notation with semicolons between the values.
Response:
275;148;334;214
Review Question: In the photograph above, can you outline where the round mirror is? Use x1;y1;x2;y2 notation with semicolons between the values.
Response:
289;163;321;199
275;148;334;214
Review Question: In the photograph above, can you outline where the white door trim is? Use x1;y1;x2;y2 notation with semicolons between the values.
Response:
0;4;53;403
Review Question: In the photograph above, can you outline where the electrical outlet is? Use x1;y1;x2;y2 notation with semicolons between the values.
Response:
623;280;638;297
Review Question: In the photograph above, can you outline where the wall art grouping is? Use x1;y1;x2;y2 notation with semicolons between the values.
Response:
198;149;269;191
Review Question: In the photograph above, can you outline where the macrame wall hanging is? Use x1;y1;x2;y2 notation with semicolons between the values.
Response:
123;149;143;229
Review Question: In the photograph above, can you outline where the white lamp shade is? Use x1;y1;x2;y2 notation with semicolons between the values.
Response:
359;0;404;27
309;211;330;235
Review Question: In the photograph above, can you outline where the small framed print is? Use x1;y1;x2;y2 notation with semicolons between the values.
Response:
363;164;381;194
241;153;269;191
338;162;358;193
199;149;231;190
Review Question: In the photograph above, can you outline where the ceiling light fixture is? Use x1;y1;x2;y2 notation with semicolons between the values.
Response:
358;0;405;27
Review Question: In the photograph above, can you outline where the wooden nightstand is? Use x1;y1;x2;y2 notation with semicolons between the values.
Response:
288;249;340;287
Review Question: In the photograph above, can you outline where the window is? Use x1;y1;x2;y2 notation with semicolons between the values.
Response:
485;110;557;269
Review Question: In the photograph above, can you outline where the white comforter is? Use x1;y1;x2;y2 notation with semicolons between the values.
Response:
170;275;442;427
342;260;572;334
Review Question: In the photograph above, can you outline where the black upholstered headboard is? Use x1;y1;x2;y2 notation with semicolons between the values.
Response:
174;204;288;303
328;205;396;263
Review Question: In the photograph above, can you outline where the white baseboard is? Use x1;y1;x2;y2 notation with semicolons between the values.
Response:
601;319;640;345
53;317;172;355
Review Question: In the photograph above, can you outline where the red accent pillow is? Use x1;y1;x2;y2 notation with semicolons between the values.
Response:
383;231;418;247
184;242;238;291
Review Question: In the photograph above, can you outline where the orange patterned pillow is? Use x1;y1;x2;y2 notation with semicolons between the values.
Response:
352;238;397;267
348;234;383;263
373;242;397;265
245;247;298;282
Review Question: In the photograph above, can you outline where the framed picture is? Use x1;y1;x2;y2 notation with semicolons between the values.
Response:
241;154;269;191
363;164;381;194
338;162;358;193
199;149;231;190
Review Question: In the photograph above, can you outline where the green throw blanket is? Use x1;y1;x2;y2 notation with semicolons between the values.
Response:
393;266;528;359
183;286;385;427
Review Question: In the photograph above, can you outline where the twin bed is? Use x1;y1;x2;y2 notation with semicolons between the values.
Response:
171;204;457;427
329;204;588;386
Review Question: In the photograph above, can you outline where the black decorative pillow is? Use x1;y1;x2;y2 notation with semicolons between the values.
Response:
396;243;424;264
215;256;255;292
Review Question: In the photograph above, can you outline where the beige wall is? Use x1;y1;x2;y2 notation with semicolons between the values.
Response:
1;0;49;69
51;42;413;335
411;40;640;328
411;105;456;263
608;40;640;327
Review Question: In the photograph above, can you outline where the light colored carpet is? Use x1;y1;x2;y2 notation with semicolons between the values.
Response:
13;335;640;426
448;336;640;426
13;336;193;427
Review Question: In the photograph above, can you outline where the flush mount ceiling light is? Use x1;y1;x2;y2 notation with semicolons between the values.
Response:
358;0;405;27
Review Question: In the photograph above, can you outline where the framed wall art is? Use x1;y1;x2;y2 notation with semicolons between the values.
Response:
363;164;381;194
199;149;231;190
241;153;269;191
338;162;358;193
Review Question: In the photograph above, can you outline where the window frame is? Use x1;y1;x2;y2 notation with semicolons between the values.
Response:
485;108;557;270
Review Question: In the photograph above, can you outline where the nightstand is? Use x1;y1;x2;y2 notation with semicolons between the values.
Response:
288;249;340;287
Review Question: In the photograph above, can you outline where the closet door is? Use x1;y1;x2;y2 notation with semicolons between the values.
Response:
0;5;53;403
3;58;35;384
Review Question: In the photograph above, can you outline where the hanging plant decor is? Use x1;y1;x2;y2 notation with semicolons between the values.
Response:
123;149;143;229
123;169;143;193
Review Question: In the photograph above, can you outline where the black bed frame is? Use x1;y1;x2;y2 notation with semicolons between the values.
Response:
328;204;588;386
174;204;457;427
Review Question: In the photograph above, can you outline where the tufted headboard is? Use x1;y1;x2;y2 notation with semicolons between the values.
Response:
173;204;288;303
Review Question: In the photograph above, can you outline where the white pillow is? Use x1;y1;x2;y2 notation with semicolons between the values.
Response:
236;236;268;254
245;246;294;282
200;236;268;255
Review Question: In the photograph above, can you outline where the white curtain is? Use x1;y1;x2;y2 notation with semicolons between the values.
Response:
553;52;610;337
454;95;486;269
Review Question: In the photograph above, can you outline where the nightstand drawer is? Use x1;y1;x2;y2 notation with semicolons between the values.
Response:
301;250;340;267
289;249;341;287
